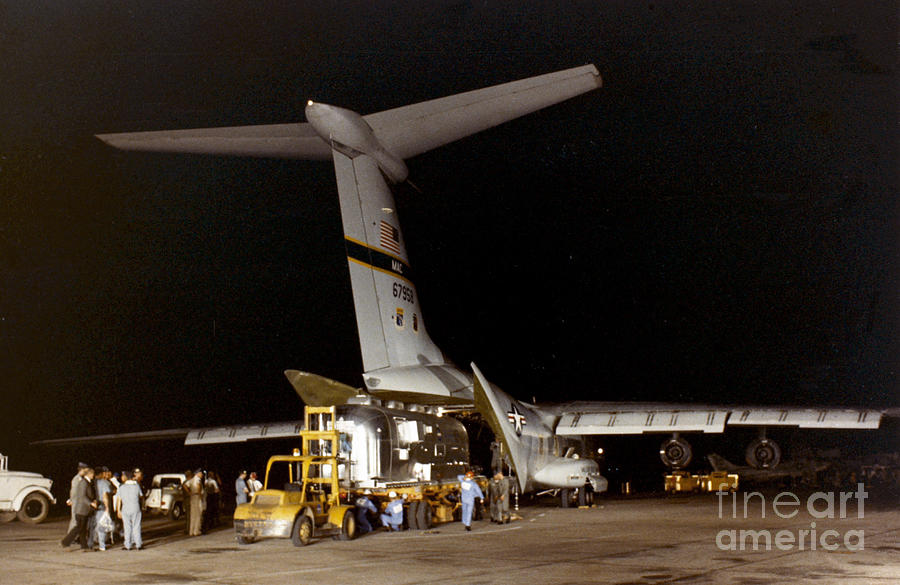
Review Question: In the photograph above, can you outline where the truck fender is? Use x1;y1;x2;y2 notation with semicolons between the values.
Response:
13;486;56;510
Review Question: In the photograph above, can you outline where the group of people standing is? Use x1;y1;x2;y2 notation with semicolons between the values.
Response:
233;470;262;506
61;463;144;552
180;469;223;536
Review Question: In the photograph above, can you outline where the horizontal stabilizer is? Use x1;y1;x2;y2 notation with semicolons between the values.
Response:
363;364;473;406
366;64;602;160
96;123;332;159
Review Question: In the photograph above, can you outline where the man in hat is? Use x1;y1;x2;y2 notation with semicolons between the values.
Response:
61;466;96;550
65;462;89;535
457;471;484;531
354;489;378;535
185;469;205;536
380;491;404;531
235;470;250;506
488;470;511;524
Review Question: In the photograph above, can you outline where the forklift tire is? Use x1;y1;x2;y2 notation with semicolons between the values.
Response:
406;501;419;530
416;501;432;529
339;509;357;541
291;515;313;547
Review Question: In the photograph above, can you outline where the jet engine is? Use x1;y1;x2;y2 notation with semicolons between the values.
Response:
744;437;781;469
659;435;693;468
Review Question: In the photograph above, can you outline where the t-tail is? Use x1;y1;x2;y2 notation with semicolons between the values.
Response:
472;363;607;494
96;65;603;405
306;66;603;405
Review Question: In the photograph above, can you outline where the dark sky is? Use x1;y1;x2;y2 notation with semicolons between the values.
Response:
1;2;897;465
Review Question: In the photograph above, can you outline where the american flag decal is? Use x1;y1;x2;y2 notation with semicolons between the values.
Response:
380;220;402;254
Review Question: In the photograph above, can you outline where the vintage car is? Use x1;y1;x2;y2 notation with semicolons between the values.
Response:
144;473;187;520
0;453;55;524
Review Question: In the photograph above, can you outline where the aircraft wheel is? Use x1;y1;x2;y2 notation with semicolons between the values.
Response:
745;437;781;469
659;436;693;469
560;488;571;508
339;509;357;540
17;493;50;524
291;515;313;547
416;501;433;529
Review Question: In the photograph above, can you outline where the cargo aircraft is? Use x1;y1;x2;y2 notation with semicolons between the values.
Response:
79;65;891;501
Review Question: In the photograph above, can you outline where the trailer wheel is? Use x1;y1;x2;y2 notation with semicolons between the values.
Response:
406;501;419;530
416;501;432;529
292;515;313;547
17;493;50;524
235;534;254;545
339;509;357;540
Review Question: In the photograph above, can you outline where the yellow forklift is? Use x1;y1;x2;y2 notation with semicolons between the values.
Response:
233;406;357;546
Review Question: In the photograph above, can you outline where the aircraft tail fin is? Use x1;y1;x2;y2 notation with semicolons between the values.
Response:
473;362;541;493
96;66;602;406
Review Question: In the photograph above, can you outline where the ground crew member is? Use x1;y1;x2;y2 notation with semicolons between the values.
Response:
355;489;378;534
489;471;510;523
186;469;204;536
457;471;484;531
380;491;404;531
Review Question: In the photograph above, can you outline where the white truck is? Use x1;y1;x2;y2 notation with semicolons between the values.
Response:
0;453;56;524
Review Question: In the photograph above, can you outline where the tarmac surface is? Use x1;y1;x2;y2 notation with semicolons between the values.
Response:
2;494;898;585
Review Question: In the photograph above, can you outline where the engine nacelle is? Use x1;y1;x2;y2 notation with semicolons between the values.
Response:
745;437;781;469
659;435;693;469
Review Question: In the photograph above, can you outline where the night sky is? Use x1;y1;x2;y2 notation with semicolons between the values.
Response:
1;2;897;476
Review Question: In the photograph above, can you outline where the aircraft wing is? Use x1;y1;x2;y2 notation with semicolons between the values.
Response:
552;404;883;436
32;421;305;447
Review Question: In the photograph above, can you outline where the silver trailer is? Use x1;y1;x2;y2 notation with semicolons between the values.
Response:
307;398;470;488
